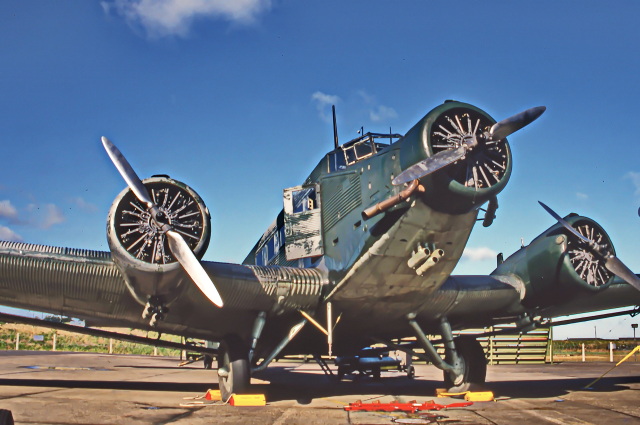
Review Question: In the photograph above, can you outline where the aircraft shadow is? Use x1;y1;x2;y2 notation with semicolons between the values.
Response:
255;365;640;403
0;363;637;402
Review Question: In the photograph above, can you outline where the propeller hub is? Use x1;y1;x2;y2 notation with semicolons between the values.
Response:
462;134;477;150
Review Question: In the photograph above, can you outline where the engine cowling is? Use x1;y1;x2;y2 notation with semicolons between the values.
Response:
492;214;616;309
398;101;512;214
107;176;211;306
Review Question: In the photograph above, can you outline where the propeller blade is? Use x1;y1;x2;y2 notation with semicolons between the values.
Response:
392;146;465;186
538;201;591;244
166;230;224;308
605;256;640;291
101;137;154;208
490;106;546;141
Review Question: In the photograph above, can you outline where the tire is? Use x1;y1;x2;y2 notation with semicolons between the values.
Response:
406;365;415;379
217;335;250;401
443;337;487;392
0;409;14;425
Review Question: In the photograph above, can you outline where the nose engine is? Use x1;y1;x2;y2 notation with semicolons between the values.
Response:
429;106;511;192
396;102;514;213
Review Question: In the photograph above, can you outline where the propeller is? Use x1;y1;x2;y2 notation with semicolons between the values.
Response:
101;136;224;307
392;106;546;186
538;201;640;291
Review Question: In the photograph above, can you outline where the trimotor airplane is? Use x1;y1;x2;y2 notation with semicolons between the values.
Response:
1;100;639;399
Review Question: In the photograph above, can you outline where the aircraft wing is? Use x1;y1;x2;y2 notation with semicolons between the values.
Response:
0;240;327;342
0;241;137;326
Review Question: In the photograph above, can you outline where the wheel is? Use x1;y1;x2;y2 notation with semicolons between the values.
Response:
203;354;213;369
443;337;486;392
0;409;14;425
217;335;250;401
406;365;415;379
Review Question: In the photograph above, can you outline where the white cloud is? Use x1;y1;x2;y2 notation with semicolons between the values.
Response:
0;226;22;242
311;91;341;122
27;204;66;229
369;105;398;122
462;246;498;262
70;197;99;214
625;171;640;196
0;200;18;222
102;0;272;37
356;90;397;123
41;204;66;229
576;192;588;200
356;90;376;105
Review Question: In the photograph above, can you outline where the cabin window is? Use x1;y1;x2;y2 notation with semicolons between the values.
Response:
292;187;317;213
255;226;286;266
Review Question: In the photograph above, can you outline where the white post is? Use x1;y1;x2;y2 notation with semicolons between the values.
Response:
609;342;614;362
489;328;494;365
109;339;113;354
15;333;19;350
582;343;586;362
327;301;333;358
548;326;553;364
153;346;158;356
53;332;57;352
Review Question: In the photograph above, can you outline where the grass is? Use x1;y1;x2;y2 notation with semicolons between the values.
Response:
0;323;182;357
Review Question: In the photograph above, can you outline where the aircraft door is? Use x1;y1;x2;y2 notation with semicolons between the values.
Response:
283;184;323;260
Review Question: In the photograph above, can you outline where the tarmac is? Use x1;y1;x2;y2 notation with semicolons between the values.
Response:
0;350;638;424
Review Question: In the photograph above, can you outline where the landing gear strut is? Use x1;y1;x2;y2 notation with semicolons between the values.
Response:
217;335;250;400
407;314;487;393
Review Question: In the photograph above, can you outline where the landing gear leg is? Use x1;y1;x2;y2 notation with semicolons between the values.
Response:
407;314;486;392
443;336;487;392
217;335;250;401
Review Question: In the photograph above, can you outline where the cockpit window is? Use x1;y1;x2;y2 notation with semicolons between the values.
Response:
328;150;347;172
327;132;403;173
344;139;374;165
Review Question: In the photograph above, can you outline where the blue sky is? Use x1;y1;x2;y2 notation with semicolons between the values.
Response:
1;1;639;339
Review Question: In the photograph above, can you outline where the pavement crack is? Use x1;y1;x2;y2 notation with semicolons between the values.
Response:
155;406;204;424
0;387;68;400
469;409;499;425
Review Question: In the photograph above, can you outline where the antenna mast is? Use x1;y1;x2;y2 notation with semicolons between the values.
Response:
332;105;339;149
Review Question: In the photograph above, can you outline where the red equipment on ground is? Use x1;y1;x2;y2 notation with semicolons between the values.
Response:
344;399;473;413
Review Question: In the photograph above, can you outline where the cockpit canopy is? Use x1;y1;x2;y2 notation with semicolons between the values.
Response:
328;132;402;172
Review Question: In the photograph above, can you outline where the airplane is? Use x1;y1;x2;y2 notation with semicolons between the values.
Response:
1;99;640;400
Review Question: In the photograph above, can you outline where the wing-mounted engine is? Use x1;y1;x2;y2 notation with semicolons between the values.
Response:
107;175;211;313
492;214;616;309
